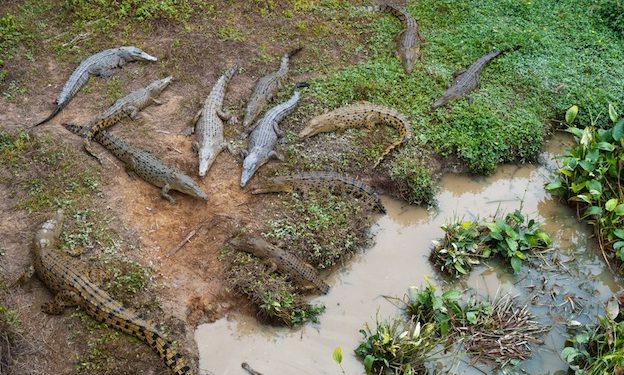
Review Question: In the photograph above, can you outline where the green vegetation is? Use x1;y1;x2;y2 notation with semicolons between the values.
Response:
545;105;624;267
403;280;462;336
597;0;624;37
0;303;23;374
430;210;551;277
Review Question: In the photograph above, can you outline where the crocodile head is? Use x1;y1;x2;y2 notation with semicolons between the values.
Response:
118;46;158;62
400;46;420;74
198;144;222;177
240;151;268;187
147;76;173;95
171;172;208;201
298;113;334;139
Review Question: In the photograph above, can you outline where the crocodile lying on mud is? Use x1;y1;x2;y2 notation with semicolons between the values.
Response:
189;64;239;177
240;47;303;138
432;48;505;109
240;82;308;187
250;171;386;213
29;210;194;375
371;4;422;74
298;101;412;167
64;123;208;203
33;46;158;127
228;235;330;294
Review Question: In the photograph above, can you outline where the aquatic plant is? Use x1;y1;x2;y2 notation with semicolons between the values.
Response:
403;280;462;336
429;219;486;277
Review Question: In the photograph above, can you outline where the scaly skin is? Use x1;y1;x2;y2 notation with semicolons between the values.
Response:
250;171;386;213
193;64;239;177
241;47;303;138
432;49;504;109
80;106;134;162
298;101;411;167
228;235;330;294
376;4;422;74
64;123;208;202
33;210;194;375
33;46;158;127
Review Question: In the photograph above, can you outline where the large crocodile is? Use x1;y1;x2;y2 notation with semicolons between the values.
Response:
240;47;303;138
79;76;173;162
31;210;194;375
431;49;504;109
190;64;239;177
250;171;386;213
240;82;308;187
64;123;208;202
298;101;411;167
373;4;422;74
228;235;330;294
33;46;158;127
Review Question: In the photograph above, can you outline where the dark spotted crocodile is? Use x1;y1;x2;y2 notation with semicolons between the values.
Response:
228;235;330;294
432;49;504;109
240;82;308;187
250;171;386;213
298;101;411;167
189;64;238;177
372;4;422;74
240;47;303;138
31;210;194;375
63;123;208;203
33;46;157;127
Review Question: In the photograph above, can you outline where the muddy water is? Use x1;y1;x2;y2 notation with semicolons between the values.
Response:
195;135;621;375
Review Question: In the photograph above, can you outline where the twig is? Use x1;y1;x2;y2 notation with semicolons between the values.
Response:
166;227;200;257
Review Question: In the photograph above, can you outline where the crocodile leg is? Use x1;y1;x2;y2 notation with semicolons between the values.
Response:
13;265;35;286
83;140;103;165
160;184;176;203
268;150;285;161
271;121;285;137
263;259;278;274
125;105;140;120
217;108;238;125
183;109;202;136
151;98;163;106
42;290;80;315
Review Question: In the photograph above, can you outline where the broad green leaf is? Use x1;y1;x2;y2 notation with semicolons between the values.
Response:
609;103;618;123
565;126;583;138
442;289;461;301
580;127;593;148
514;250;527;260
586;148;600;163
613;119;624;142
578;160;594;172
510;257;522;273
615;204;624;216
570;194;592;204
606;296;620;320
537;231;551;245
460;220;474;229
332;347;343;364
614;228;624;239
614;241;624;250
606;198;618;211
364;355;375;374
575;332;590;344
583;206;603;217
454;263;467;275
585;180;602;198
596;142;615;151
571;181;586;193
466;311;477;325
565;105;578;125
561;347;579;363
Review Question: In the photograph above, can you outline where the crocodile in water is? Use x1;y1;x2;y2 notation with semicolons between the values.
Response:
64;123;208;202
228;235;330;294
250;171;386;213
431;49;504;109
240;82;307;187
240;47;303;138
298;101;411;167
373;4;422;74
190;64;238;177
31;210;194;374
33;46;157;127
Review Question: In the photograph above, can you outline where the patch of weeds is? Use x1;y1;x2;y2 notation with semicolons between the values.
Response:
355;316;439;375
105;259;152;303
0;303;23;374
387;151;436;205
403;280;463;336
2;80;27;101
217;21;247;42
545;104;624;269
104;76;124;103
260;289;325;326
597;0;624;37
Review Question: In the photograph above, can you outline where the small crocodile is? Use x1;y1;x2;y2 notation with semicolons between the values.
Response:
250;171;386;213
240;47;303;138
190;64;239;177
372;4;422;74
32;210;194;375
79;76;173;162
228;235;330;294
431;49;504;109
298;101;411;167
33;46;158;127
240;82;308;187
64;123;208;203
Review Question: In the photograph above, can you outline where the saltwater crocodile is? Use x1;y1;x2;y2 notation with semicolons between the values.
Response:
64;123;208;202
31;210;194;375
250;171;386;213
298;101;411;167
240;47;303;138
190;64;238;177
33;46;158;127
228;235;330;294
240;82;308;187
79;76;173;162
372;4;422;74
431;49;504;109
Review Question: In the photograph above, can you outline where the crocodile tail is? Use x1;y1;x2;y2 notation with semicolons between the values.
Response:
287;46;303;58
31;105;63;128
225;63;240;81
62;123;86;135
372;118;410;168
294;81;309;89
135;328;194;375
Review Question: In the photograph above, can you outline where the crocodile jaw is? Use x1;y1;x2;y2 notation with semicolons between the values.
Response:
198;145;220;177
172;173;208;200
298;116;331;139
400;47;419;74
241;153;265;187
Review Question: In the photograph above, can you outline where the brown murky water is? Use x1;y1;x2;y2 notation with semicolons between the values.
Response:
195;134;621;375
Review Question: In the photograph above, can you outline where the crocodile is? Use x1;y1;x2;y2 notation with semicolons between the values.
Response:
240;82;308;187
228;235;330;294
242;362;264;375
189;64;239;177
33;46;158;127
298;101;412;167
240;47;303;138
372;4;422;74
250;171;386;213
431;49;504;109
32;210;194;375
63;123;208;203
79;76;173;162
